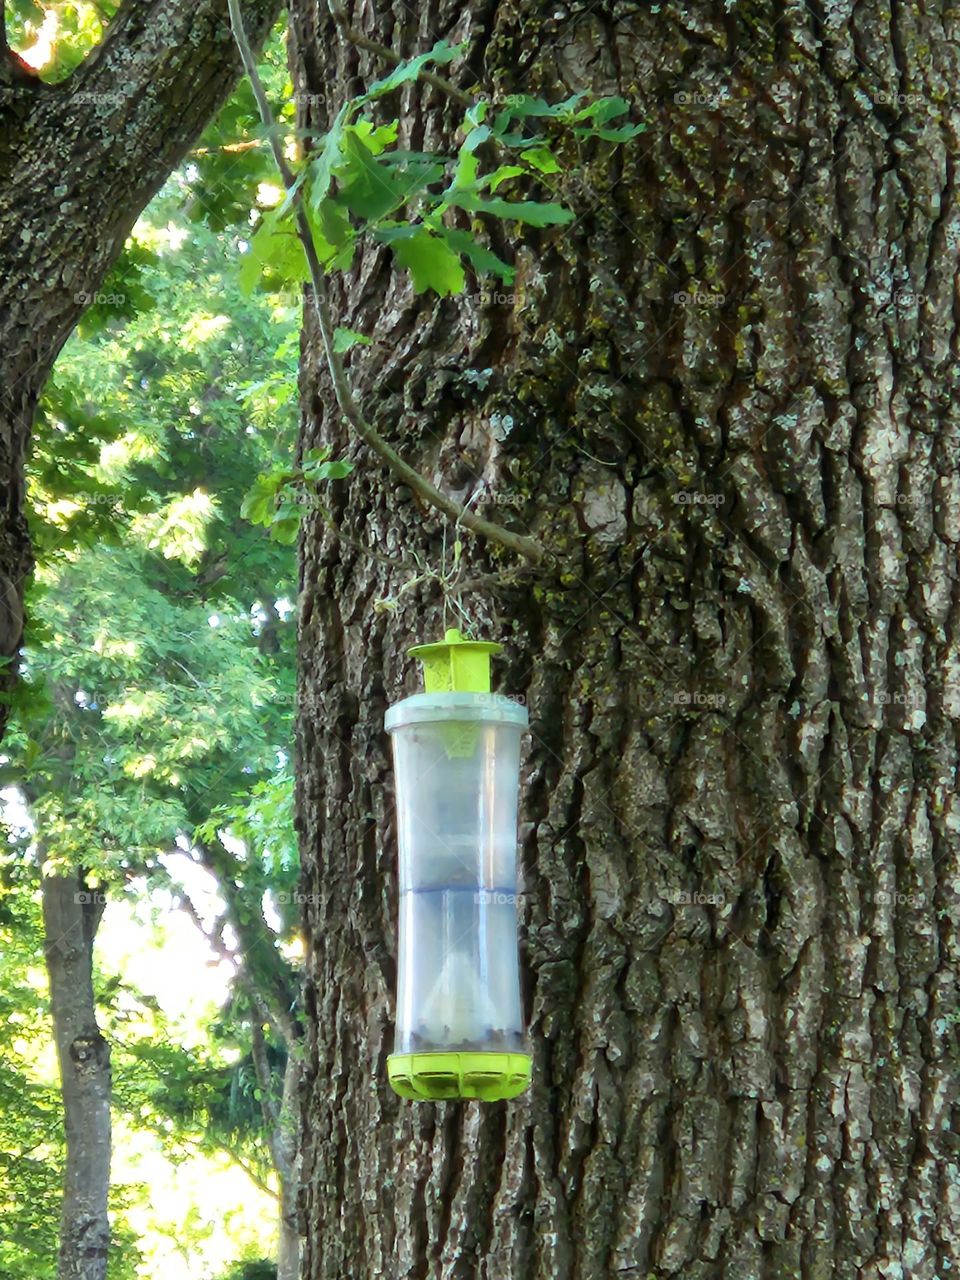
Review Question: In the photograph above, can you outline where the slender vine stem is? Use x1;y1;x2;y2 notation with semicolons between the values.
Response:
226;0;544;566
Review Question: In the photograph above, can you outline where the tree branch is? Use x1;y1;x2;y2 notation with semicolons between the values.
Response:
172;1127;280;1200
176;885;289;1051
190;838;300;1049
249;1017;281;1132
215;1142;279;1200
227;0;545;566
1;0;284;382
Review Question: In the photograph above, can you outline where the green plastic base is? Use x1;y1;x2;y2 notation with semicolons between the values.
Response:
388;1051;532;1102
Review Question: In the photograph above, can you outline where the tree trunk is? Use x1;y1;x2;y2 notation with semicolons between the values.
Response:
0;0;280;739
250;1016;302;1280
275;1051;302;1280
42;871;111;1280
292;3;960;1277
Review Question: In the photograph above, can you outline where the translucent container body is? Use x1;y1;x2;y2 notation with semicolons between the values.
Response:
385;693;528;1057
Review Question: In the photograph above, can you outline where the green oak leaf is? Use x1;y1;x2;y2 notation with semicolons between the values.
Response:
438;229;515;283
332;328;372;353
374;224;466;296
445;192;574;226
238;209;309;294
364;40;467;98
522;146;562;174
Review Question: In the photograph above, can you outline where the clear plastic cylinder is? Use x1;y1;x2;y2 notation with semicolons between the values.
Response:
385;693;528;1056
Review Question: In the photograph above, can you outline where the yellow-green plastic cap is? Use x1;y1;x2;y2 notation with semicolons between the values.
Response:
388;1051;531;1102
409;628;502;694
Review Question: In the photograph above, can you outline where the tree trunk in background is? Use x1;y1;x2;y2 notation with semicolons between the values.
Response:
250;1017;302;1280
42;871;110;1280
292;1;960;1276
0;0;280;740
275;1052;301;1280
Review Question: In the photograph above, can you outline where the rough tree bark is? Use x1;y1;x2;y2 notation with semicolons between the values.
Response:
42;869;111;1280
0;0;281;736
293;1;960;1277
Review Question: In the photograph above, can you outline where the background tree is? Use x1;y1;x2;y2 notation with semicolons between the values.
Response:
288;5;960;1279
0;0;281;740
0;845;145;1279
0;868;100;1280
5;165;302;1277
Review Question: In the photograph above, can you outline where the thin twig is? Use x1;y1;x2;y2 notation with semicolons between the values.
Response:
226;0;544;566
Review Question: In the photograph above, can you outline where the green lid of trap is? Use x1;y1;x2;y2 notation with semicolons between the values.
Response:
409;629;501;694
388;1051;532;1102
